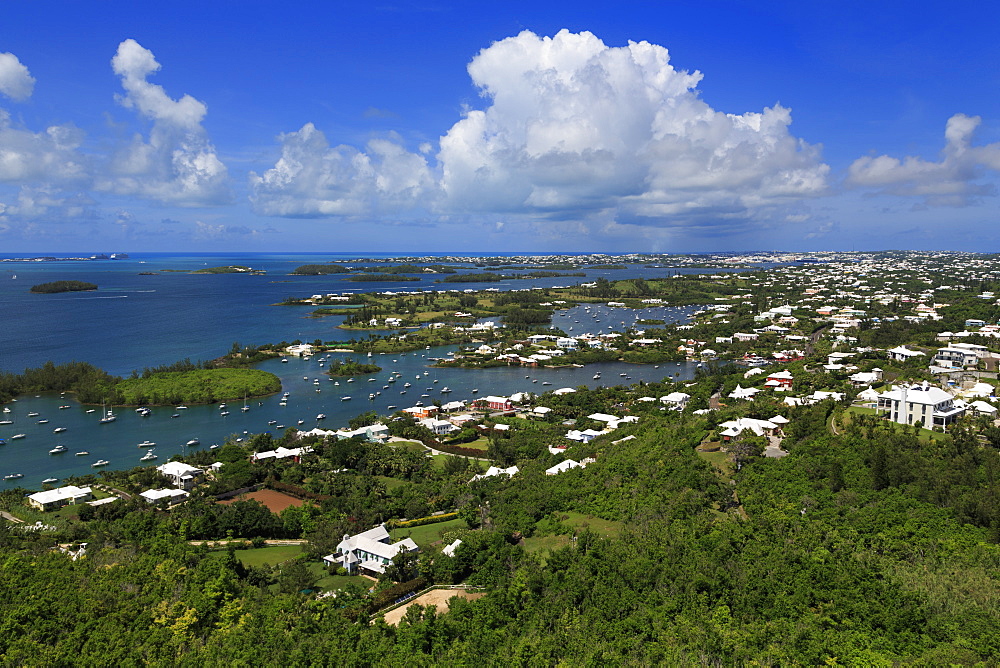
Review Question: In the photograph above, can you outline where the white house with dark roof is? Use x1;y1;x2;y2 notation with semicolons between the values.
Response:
323;524;418;575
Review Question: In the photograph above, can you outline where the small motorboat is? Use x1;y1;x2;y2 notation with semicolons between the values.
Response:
42;477;58;484
53;427;67;433
92;459;110;467
138;440;156;448
49;445;67;454
76;451;90;456
140;451;158;462
185;439;200;446
3;473;23;480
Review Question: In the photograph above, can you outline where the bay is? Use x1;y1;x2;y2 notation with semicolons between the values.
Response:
0;252;719;486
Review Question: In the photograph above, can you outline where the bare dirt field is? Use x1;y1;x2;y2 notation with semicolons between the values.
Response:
219;489;304;513
382;589;485;626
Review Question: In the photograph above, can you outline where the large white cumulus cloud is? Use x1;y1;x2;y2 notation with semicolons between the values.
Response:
102;39;230;206
438;30;828;225
252;29;828;228
847;113;1000;206
0;52;35;102
249;123;433;217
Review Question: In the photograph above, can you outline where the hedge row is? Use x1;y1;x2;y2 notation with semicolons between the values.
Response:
388;512;459;529
369;577;428;612
267;480;331;502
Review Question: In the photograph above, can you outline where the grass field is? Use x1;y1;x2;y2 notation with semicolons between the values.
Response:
451;437;489;451
697;446;734;478
376;475;409;492
234;545;304;568
558;511;622;537
307;563;370;591
523;512;623;560
391;518;467;548
522;534;573;557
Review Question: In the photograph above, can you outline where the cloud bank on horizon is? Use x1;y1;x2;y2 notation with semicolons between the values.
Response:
0;29;998;248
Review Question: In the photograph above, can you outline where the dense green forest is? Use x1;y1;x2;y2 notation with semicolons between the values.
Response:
29;280;97;293
3;408;1000;663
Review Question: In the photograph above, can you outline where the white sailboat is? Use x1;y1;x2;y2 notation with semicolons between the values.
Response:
98;400;116;424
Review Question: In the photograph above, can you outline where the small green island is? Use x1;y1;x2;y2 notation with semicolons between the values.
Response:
325;360;382;377
30;280;98;294
113;368;281;405
191;266;265;275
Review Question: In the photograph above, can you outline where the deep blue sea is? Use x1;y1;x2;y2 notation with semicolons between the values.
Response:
0;252;731;487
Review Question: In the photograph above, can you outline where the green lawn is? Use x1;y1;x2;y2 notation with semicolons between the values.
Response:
429;454;450;471
697;447;734;478
308;563;370;591
558;511;623;538
448;436;489;451
376;475;408;492
522;513;623;562
391;517;468;548
234;545;304;568
522;533;572;558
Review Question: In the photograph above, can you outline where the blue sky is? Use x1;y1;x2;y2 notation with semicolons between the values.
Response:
1;1;998;253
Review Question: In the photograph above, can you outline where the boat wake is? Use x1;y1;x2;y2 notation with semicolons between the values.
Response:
74;295;128;299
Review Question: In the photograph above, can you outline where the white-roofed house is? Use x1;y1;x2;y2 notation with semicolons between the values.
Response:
765;370;794;390
139;488;190;506
27;485;93;511
718;418;778;442
728;385;761;400
323;524;419;575
887;346;924;362
470;465;519;482
660;392;690;410
252;446;313;462
442;539;462;557
969;401;998;417
156;462;204;490
877;382;965;427
546;459;582;475
420;418;458;436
